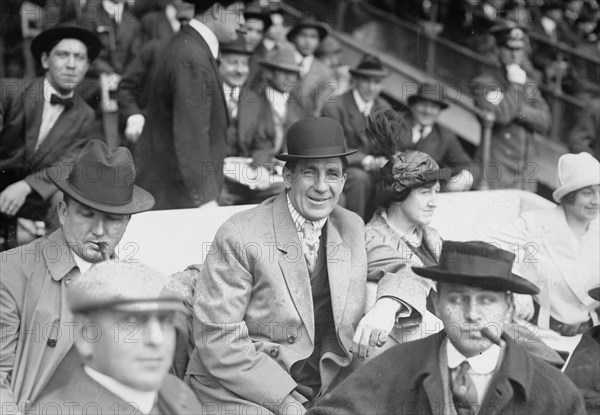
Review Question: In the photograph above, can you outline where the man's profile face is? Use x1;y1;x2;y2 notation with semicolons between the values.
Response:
433;283;512;357
292;28;320;57
354;75;384;103
284;157;346;221
219;53;250;86
212;2;246;43
58;198;130;263
76;309;176;391
41;38;90;95
244;18;265;52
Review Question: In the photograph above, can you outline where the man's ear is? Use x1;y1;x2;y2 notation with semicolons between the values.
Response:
41;52;49;70
57;200;68;227
283;166;292;189
430;288;440;317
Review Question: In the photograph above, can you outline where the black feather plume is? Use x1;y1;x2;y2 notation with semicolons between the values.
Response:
366;108;412;157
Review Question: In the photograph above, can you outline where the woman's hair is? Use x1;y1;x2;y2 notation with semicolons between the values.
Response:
560;190;578;205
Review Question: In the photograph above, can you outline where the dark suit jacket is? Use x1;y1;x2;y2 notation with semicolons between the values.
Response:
564;326;600;414
134;24;229;209
139;10;176;45
247;43;269;88
298;57;334;118
237;87;303;166
321;91;390;167
0;78;94;218
29;363;203;414
308;332;586;415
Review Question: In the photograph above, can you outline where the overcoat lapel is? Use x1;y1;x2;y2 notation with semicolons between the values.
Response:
31;100;79;166
24;79;45;161
325;221;351;326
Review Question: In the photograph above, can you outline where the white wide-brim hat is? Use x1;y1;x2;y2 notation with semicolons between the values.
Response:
552;152;600;203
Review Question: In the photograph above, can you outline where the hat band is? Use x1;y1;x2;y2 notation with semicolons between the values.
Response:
69;168;134;206
438;254;512;278
287;145;349;158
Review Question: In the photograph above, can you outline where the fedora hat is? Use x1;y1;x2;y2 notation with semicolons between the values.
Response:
412;241;540;295
407;82;449;109
31;24;102;62
276;117;357;161
244;8;273;32
220;36;252;55
286;17;329;42
68;261;188;314
552;152;600;203
349;54;389;78
260;45;300;73
51;140;155;214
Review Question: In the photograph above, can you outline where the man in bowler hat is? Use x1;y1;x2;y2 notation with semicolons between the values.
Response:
0;140;155;412
186;118;410;414
28;261;203;415
307;241;586;415
0;25;101;249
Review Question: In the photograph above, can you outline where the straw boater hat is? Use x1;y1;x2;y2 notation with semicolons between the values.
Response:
413;240;540;295
51;140;155;214
31;24;102;62
349;54;389;78
286;17;329;42
275;117;356;161
552;152;600;203
68;261;188;314
407;82;449;110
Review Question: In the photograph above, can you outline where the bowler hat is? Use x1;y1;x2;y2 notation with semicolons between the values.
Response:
490;24;527;49
349;54;389;78
68;261;188;314
51;140;155;214
260;46;301;73
552;152;600;203
407;82;449;109
286;17;329;42
31;25;101;62
220;36;252;55
589;286;600;302
412;241;540;295
276;117;357;161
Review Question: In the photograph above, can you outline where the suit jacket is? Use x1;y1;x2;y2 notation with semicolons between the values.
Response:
247;42;269;88
237;87;303;166
186;192;406;411
470;68;551;190
298;57;334;118
138;9;176;45
0;78;94;216
564;326;600;414
28;363;203;414
134;24;229;209
307;332;586;415
321;91;390;167
0;230;80;410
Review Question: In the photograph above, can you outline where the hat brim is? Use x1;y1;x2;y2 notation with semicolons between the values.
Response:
244;12;273;31
276;148;357;162
349;68;389;78
52;175;155;215
552;177;600;203
287;24;328;42
73;298;188;314
412;266;540;295
259;60;300;73
589;287;600;302
31;26;101;62
407;95;449;110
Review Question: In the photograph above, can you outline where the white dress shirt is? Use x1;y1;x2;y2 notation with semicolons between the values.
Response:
187;18;219;58
294;50;314;78
352;89;374;116
223;83;241;118
265;86;289;120
287;194;326;251
411;123;433;144
37;78;73;150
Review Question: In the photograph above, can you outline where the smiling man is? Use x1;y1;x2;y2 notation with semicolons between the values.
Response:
307;241;586;415
0;25;101;249
187;117;407;414
0;140;154;413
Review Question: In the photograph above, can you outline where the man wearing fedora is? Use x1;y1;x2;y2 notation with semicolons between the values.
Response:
134;0;251;210
307;241;586;415
0;140;155;412
0;25;101;250
27;261;203;415
407;82;474;192
321;54;391;219
470;24;551;191
287;17;334;118
243;5;273;86
187;117;409;414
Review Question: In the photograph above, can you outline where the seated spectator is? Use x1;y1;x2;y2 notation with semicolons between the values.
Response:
568;97;599;159
243;6;273;86
307;241;586;415
470;24;551;191
0;25;101;250
511;152;599;357
286;17;334;117
564;286;600;414
29;261;203;414
406;82;474;192
315;36;351;96
321;54;391;219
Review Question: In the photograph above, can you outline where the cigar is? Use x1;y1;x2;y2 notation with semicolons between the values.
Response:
98;243;110;262
481;326;503;346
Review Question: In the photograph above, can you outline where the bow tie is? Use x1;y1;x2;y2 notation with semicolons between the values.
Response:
50;94;74;108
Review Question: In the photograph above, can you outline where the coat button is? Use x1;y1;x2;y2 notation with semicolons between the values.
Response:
504;133;511;139
270;347;279;358
287;335;296;344
65;279;72;286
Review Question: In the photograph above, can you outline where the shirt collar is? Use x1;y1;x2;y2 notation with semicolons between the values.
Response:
43;77;74;103
188;18;219;58
446;338;501;375
352;89;373;115
84;366;157;414
266;85;290;105
379;209;423;247
286;193;327;234
223;83;240;98
71;250;93;274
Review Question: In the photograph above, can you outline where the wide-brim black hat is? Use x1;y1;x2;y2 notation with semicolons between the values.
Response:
50;140;155;215
286;17;329;42
413;241;540;295
589;287;600;302
31;25;101;62
349;54;389;78
276;117;357;161
407;82;449;109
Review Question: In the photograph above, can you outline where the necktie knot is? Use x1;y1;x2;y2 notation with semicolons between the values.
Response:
50;94;74;108
302;221;318;272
